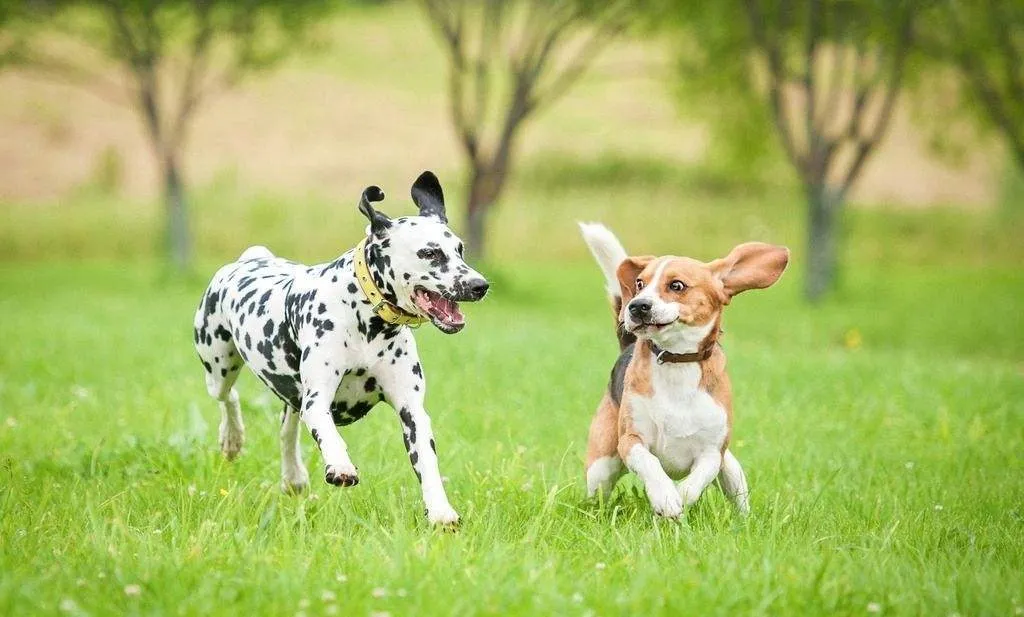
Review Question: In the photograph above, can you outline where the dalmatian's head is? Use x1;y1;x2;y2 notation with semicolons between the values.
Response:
358;171;489;334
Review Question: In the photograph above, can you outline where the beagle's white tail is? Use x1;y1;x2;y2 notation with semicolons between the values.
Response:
578;222;628;299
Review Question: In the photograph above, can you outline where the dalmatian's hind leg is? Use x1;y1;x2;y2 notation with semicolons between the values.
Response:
279;404;309;493
198;336;246;461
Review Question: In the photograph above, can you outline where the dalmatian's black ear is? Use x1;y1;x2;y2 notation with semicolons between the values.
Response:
358;185;392;237
411;171;447;224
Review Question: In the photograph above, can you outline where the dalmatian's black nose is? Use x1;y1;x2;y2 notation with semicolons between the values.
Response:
467;278;489;300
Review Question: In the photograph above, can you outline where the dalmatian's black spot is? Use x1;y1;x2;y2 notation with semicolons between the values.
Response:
261;370;300;409
411;363;422;377
365;316;390;341
256;290;273;316
220;368;228;377
202;361;212;373
364;377;377;393
263;320;274;337
347;283;358;294
213;325;231;342
399;407;417;445
429;438;436;452
318;303;327;314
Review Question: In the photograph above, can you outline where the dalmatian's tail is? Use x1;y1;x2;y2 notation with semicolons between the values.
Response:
578;222;634;350
238;245;274;262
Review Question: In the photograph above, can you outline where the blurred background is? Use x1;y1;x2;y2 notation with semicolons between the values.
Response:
1;0;1020;303
1;4;1022;613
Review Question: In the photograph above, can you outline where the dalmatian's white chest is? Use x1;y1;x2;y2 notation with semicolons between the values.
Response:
627;362;728;479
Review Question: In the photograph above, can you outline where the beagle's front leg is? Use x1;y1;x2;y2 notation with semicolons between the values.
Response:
617;399;683;518
677;447;723;507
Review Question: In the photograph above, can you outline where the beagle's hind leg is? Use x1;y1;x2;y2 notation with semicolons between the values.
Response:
585;394;624;499
718;449;750;516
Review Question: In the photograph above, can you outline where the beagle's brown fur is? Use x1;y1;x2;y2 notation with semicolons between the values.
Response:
579;223;788;518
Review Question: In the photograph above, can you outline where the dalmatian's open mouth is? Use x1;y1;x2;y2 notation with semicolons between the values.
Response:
413;287;465;334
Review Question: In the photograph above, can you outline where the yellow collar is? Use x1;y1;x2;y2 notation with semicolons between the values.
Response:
353;237;427;327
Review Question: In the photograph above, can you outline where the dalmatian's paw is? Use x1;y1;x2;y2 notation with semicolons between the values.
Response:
281;466;310;495
325;464;359;487
427;504;460;528
219;423;244;461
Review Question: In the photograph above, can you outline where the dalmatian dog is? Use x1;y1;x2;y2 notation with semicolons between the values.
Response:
192;171;488;525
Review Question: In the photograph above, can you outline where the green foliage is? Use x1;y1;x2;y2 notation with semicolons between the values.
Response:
659;0;918;178
909;0;1024;170
0;256;1021;615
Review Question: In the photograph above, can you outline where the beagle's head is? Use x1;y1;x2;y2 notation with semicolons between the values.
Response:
616;243;789;351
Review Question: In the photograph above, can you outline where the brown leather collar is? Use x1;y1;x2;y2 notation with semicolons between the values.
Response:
648;322;723;364
650;342;715;364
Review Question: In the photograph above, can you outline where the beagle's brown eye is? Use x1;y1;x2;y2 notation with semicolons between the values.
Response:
635;278;645;291
669;280;687;292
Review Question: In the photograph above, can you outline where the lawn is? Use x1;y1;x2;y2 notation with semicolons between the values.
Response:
1;214;1022;615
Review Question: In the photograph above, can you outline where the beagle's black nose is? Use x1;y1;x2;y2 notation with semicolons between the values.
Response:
628;299;652;317
468;278;489;300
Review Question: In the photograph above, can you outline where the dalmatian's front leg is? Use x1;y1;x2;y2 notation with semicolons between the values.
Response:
300;372;359;486
377;340;458;526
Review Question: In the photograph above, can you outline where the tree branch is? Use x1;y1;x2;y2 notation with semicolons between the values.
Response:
530;1;631;113
743;0;806;174
169;0;214;152
839;8;912;198
805;0;823;182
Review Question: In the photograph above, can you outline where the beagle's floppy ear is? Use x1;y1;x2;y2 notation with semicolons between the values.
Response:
410;171;447;223
710;242;789;301
358;185;392;237
616;255;654;316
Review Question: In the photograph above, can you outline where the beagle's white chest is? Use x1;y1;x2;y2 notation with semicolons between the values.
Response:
627;362;728;479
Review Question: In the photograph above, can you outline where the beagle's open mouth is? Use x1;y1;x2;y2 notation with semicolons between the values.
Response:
413;287;465;334
629;319;677;333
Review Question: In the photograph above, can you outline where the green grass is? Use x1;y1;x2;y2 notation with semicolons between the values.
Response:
1;249;1022;615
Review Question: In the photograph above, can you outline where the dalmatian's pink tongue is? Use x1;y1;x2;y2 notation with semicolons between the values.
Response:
413;289;464;328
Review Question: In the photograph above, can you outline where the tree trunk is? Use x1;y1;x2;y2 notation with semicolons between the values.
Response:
804;183;842;302
463;163;506;261
163;154;191;272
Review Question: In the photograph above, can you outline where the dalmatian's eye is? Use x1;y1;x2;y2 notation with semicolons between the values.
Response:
635;278;645;291
669;280;687;292
417;248;443;261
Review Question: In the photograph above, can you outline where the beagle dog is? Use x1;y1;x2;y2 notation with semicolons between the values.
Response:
578;223;789;517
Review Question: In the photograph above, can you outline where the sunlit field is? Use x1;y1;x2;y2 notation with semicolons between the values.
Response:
1;182;1022;615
